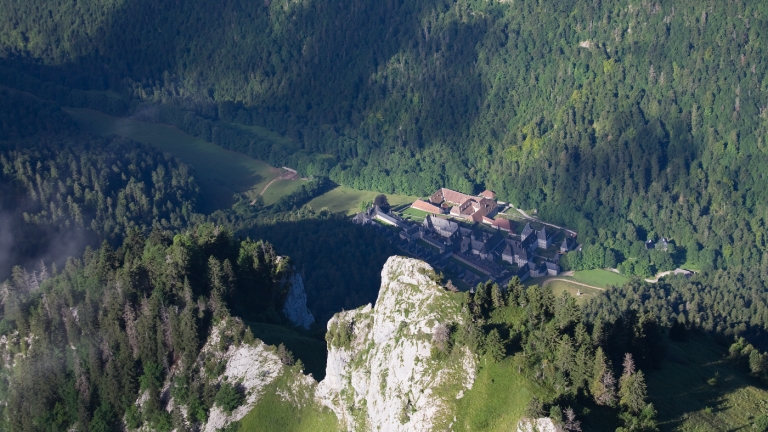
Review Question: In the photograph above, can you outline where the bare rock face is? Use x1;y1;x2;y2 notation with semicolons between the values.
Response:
282;272;315;329
517;417;565;432
316;256;476;431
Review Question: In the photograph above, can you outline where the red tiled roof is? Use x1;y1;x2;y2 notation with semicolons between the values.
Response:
480;190;496;199
411;199;442;214
492;218;512;231
439;188;475;205
482;216;495;225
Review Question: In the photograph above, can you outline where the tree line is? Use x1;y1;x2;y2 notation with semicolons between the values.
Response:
0;224;294;431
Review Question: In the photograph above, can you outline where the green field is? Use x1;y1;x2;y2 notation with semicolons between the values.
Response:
647;336;768;431
401;206;431;221
571;269;629;288
225;121;302;153
260;178;310;205
453;356;537;431
305;186;417;215
237;370;339;432
547;280;603;305
64;107;305;211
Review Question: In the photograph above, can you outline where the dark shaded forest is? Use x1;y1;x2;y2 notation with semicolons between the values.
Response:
0;90;201;281
2;0;767;276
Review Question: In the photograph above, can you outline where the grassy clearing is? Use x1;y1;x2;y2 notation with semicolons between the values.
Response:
681;261;702;272
306;186;417;215
400;206;431;221
571;269;629;288
247;322;327;380
260;178;307;205
224;121;302;153
647;336;768;431
236;371;339;432
547;280;603;305
453;356;533;431
64;107;285;212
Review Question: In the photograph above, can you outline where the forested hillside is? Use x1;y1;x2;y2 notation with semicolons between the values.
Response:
0;90;201;281
0;224;297;431
1;0;767;274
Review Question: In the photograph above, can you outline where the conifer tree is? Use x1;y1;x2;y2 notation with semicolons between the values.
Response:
484;329;505;362
491;283;505;309
591;347;617;406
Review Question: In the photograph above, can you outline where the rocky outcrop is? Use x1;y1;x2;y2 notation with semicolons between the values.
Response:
316;256;476;431
162;319;287;432
282;272;315;329
517;418;564;432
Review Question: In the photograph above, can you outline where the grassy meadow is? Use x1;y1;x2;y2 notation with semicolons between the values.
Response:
571;269;629;288
236;370;339;432
547;280;603;305
306;186;417;215
64;107;305;210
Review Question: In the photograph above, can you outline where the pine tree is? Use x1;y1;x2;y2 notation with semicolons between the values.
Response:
619;354;649;415
474;282;489;308
564;407;582;432
484;329;505;362
591;347;616;406
750;349;767;375
491;283;505;309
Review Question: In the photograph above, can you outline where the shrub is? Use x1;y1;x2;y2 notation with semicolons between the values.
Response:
215;382;246;414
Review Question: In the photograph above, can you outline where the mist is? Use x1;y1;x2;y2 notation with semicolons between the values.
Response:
0;203;96;283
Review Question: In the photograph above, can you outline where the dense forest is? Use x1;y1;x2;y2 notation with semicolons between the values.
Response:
0;89;397;324
417;278;665;431
0;224;296;431
0;90;201;281
2;0;768;428
2;0;768;275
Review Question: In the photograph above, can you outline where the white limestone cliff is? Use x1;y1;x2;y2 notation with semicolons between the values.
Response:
282;272;315;329
517;417;565;432
161;319;296;432
316;256;476;431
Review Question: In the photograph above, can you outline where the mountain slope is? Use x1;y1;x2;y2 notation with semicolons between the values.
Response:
2;0;767;277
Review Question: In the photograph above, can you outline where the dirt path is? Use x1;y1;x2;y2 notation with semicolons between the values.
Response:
250;168;302;204
644;268;694;283
542;278;605;291
510;206;578;237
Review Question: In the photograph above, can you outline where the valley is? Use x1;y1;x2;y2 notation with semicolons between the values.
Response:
2;0;768;430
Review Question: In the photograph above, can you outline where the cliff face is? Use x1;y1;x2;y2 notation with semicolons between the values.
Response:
282;272;315;329
316;256;477;431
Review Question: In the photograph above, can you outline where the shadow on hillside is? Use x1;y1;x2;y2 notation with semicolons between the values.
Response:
243;216;399;325
2;0;489;150
512;103;700;239
646;335;765;430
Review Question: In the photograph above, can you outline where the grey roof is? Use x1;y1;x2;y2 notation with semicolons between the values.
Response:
425;215;459;234
521;223;534;239
545;262;559;270
537;226;547;241
511;241;526;257
561;237;571;249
